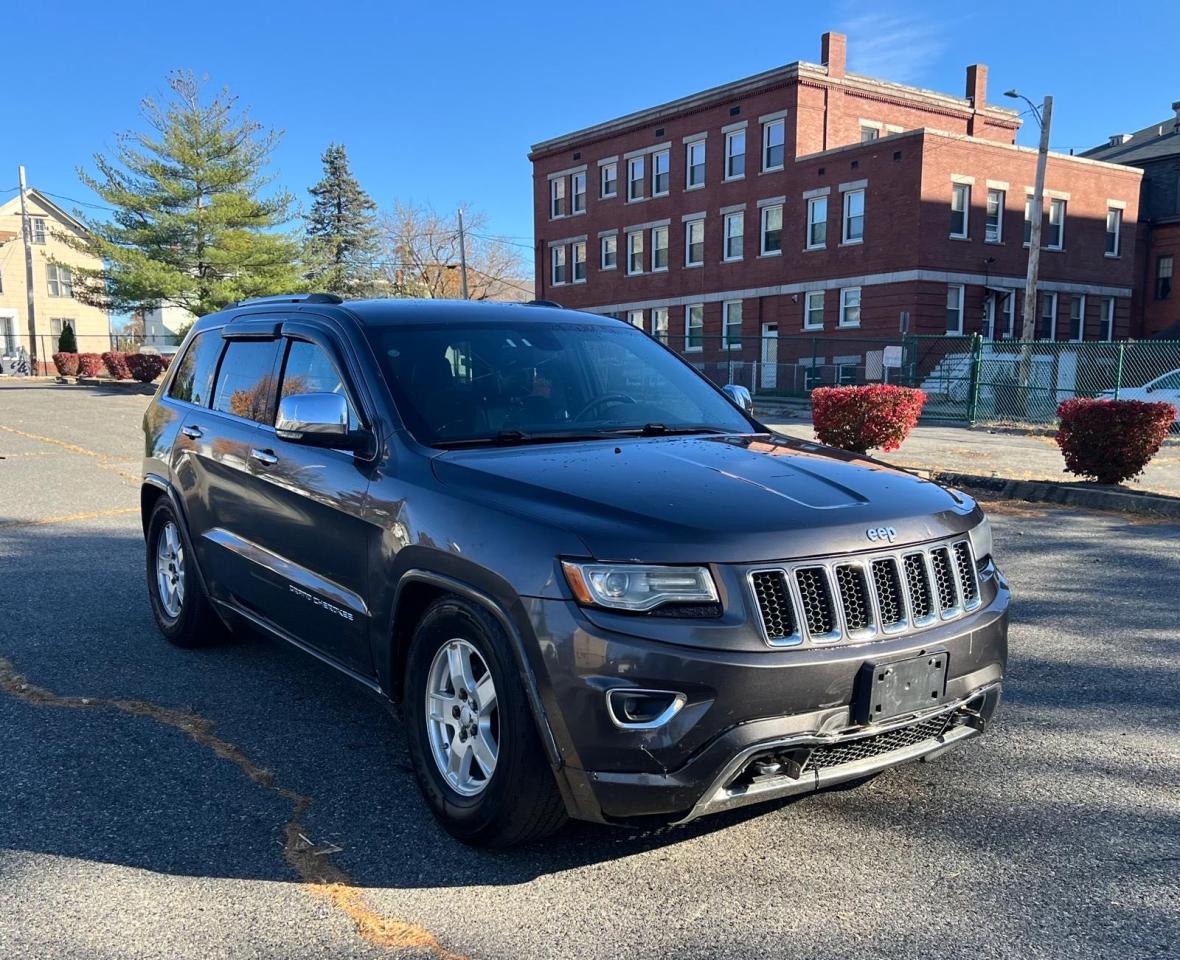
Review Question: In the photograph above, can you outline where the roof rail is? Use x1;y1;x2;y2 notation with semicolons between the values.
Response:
233;293;344;307
524;299;563;308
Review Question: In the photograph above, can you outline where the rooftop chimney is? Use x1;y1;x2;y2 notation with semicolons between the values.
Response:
1108;134;1132;146
822;32;846;79
965;64;988;108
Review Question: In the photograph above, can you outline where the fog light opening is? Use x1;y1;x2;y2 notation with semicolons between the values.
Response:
606;688;687;730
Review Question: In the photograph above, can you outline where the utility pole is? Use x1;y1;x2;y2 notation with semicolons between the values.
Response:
1006;93;1053;340
18;166;38;366
456;207;470;300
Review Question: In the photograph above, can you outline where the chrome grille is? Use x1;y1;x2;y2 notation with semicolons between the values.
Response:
748;536;982;647
871;558;905;629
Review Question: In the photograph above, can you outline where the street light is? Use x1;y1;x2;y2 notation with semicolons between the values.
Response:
1004;88;1054;343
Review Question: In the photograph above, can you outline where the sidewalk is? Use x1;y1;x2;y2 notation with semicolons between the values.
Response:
765;419;1180;499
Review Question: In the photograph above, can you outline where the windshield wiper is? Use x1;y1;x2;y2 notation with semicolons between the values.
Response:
603;423;735;437
433;430;614;449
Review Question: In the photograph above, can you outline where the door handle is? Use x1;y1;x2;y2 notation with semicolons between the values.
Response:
181;425;203;439
249;448;279;466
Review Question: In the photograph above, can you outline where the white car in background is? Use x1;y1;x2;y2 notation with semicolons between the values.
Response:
1100;368;1180;420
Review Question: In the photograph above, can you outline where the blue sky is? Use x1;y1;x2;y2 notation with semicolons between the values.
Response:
4;0;1174;249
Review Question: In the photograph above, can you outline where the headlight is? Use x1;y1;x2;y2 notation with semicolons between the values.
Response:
968;515;993;562
561;561;718;612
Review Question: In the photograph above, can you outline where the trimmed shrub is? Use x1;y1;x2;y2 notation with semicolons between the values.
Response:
101;351;132;380
52;352;80;376
1055;398;1176;484
811;384;927;454
158;353;173;370
125;353;165;383
57;323;77;354
77;353;104;377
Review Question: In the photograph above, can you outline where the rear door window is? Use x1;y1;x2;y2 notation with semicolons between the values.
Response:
168;331;223;406
211;339;281;424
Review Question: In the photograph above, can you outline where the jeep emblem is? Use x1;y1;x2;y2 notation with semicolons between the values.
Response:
866;526;897;543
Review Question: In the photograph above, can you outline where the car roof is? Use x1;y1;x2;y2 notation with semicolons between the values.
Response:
198;297;620;332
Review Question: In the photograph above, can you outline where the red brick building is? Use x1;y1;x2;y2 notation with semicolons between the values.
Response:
1082;102;1180;338
529;32;1144;370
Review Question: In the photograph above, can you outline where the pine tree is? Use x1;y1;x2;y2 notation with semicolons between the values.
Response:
305;144;380;297
57;322;77;354
68;71;305;318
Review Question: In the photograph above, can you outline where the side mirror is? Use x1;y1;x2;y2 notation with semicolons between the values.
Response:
722;383;754;414
276;392;366;449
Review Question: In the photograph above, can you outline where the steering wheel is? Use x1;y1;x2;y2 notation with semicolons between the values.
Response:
574;393;637;422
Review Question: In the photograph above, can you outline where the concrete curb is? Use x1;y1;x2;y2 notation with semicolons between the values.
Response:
928;470;1180;519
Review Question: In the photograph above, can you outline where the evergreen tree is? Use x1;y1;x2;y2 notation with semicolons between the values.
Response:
68;71;305;318
57;322;77;354
305;144;379;297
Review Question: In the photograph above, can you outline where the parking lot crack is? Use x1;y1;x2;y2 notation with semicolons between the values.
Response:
0;655;467;960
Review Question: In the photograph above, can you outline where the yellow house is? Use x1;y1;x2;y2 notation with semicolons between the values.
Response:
0;189;111;369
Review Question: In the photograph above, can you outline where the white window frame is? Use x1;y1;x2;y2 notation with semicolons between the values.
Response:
685;139;706;190
46;264;73;298
806;196;827;250
1023;196;1035;247
684;303;704;353
32;217;47;244
651;149;670;197
985;188;1004;243
723;300;742;351
1001;292;1016;339
803;290;824;331
627;156;645;202
627;309;645;329
651;225;669;272
759;203;783;256
762;118;785;172
600;234;617;270
1068;294;1085;342
1105;207;1122;257
572;240;587;283
839;287;861;328
724;130;746;181
684;217;705;267
860;122;881;143
1039;291;1058;340
946;284;965;335
571;172;586;214
600;161;618;199
1047;198;1066;250
1100;297;1115;341
950;183;970;239
550;178;567;219
842;189;865;245
626;230;644;275
652;306;669;342
722;211;743;262
550;245;567;285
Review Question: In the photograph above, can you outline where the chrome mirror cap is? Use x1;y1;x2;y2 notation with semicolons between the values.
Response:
722;383;754;413
275;392;349;442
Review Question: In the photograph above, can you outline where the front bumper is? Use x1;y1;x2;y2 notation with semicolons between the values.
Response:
522;574;1008;825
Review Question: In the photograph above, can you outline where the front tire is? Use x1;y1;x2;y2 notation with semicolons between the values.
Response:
145;498;225;648
404;597;566;847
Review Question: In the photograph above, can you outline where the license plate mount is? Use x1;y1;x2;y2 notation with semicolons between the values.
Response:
855;651;949;725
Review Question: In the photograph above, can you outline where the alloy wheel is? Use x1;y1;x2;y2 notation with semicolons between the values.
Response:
424;638;499;796
155;521;185;619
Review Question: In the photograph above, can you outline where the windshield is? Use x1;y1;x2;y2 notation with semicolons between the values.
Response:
366;318;755;446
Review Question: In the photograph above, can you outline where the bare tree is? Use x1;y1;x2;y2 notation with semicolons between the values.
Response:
377;203;530;301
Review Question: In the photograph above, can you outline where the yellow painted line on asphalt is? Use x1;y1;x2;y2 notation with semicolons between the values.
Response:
0;655;466;959
0;424;111;460
0;506;140;530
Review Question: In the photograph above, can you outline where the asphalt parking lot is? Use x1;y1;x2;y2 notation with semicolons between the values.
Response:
1;380;1178;960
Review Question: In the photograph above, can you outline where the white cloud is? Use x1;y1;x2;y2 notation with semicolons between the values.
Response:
837;9;952;84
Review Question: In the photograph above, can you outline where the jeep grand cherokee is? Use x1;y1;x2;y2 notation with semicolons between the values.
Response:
140;294;1008;847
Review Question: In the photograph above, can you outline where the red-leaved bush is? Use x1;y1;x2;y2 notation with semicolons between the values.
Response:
811;385;926;454
52;352;80;376
77;353;104;377
125;353;165;383
158;353;172;370
101;351;132;379
1055;398;1176;484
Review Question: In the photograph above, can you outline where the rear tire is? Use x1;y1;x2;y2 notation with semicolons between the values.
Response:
145;498;226;648
404;596;566;847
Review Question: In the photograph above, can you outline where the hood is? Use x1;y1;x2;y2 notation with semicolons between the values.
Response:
431;433;979;564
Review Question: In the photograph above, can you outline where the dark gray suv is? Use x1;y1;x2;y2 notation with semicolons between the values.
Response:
141;294;1008;846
